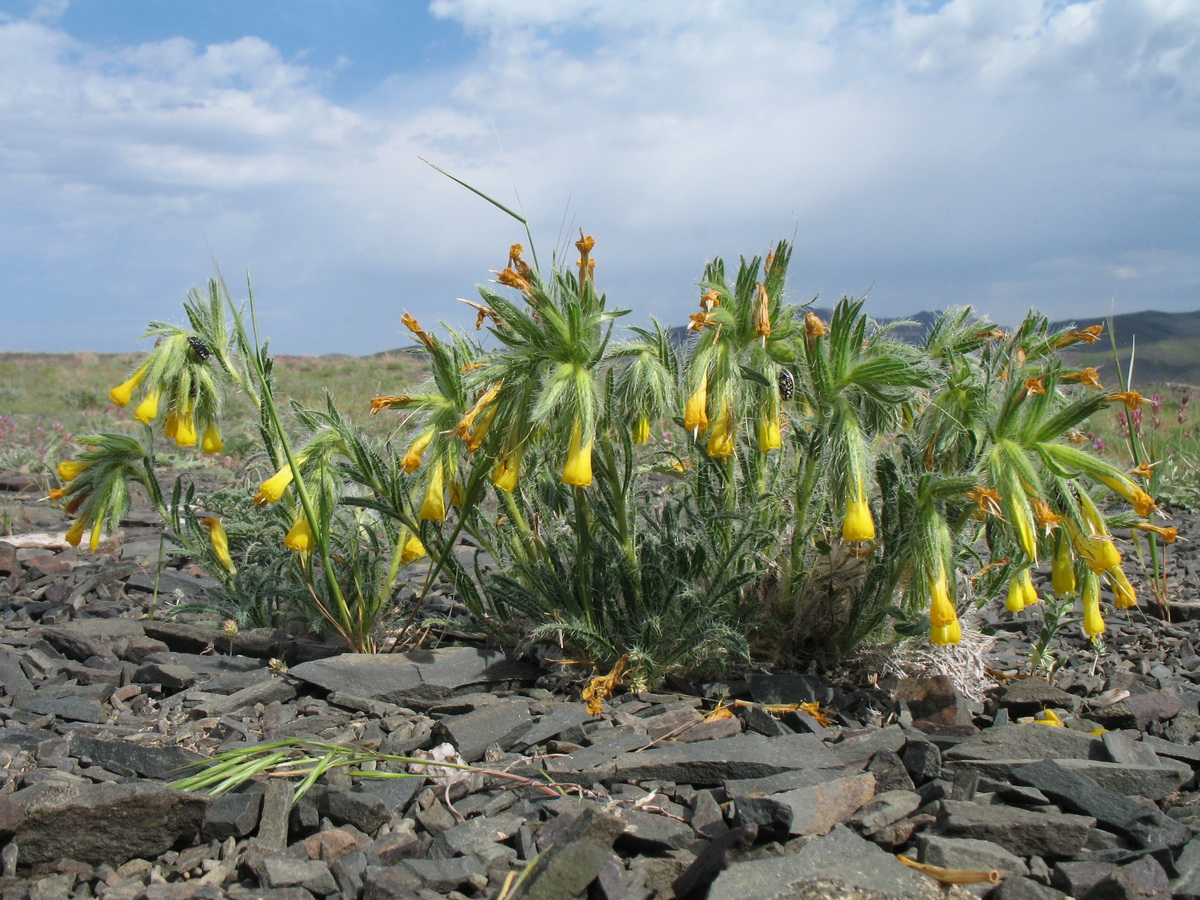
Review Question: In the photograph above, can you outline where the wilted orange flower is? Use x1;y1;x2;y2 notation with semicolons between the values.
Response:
452;382;503;440
975;329;1007;341
582;654;627;715
1062;368;1102;388
753;282;771;343
1055;324;1103;347
1133;522;1178;543
401;312;435;350
1128;462;1154;480
1032;497;1062;533
700;289;721;311
459;298;502;331
1067;431;1088;444
496;267;532;295
805;312;828;339
48;487;67;501
1023;377;1046;397
370;395;417;414
967;485;1003;519
460;362;488;372
1108;391;1144;410
576;232;595;288
687;311;719;332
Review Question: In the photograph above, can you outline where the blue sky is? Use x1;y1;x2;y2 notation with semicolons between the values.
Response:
1;0;1197;355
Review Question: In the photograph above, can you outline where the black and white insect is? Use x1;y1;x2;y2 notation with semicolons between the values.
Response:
777;368;795;401
188;336;212;361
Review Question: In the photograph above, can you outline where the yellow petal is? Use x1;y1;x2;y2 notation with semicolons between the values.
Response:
419;462;447;521
562;419;594;488
284;514;315;552
842;496;875;543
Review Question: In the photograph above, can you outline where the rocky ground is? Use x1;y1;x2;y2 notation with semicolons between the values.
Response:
3;472;1200;900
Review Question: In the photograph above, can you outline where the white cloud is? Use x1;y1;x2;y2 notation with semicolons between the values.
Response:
0;1;1197;353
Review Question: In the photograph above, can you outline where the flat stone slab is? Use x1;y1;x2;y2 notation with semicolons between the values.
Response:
288;648;538;702
942;724;1103;762
607;733;840;784
939;798;1095;858
708;824;968;900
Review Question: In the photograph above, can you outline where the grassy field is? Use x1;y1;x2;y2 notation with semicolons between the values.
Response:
0;350;426;475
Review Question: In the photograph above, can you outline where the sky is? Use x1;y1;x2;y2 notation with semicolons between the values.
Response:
1;0;1197;355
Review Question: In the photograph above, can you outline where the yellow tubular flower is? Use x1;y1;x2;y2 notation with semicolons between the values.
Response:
1096;473;1156;518
684;371;709;435
89;518;103;552
757;414;782;452
201;424;223;455
164;410;178;440
134;390;160;425
419;461;447;521
632;415;651;446
1011;498;1037;561
175;406;197;448
57;460;89;482
401;430;435;474
493;451;521;492
1051;535;1076;597
202;517;237;574
1036;709;1065;727
1081;573;1105;638
109;363;148;407
562;419;594;488
48;488;66;501
255;463;297;506
400;532;426;565
65;517;86;547
466;405;498;453
842;496;876;543
1109;567;1138;609
284;514;315;553
1134;522;1177;543
706;403;735;458
928;567;960;646
1006;578;1026;613
1020;567;1039;607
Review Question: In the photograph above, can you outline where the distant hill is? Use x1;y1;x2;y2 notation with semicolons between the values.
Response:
666;308;1200;388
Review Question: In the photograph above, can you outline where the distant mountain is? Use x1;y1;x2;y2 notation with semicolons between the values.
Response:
1051;309;1200;387
666;307;1200;387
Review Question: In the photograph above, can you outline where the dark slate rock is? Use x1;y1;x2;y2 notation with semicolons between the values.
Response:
915;834;1029;878
361;864;423;900
867;748;916;793
132;663;198;693
1012;759;1192;849
17;694;105;723
1173;833;1200;899
38;619;147;662
202;790;263;841
353;774;425;815
746;673;835;705
615;806;695;853
1052;757;1190;802
732;795;793;842
707;824;957;900
0;646;33;696
1097;854;1172;900
319;787;391;835
902;738;942;784
431;698;532;762
894;674;976;727
69;735;203;780
189;678;297;716
942;724;1103;762
938;799;1095;858
0;780;208;866
257;779;295;852
772;772;877;836
829;724;906;765
508;807;625;900
724;765;851;799
397;855;488;893
1052;859;1119;897
288;648;538;703
260;857;339;895
993;677;1080;717
671;825;757;899
608;733;839;784
513;702;592;749
850;790;923;836
988;876;1061;900
736;703;791;737
1089;689;1184;732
